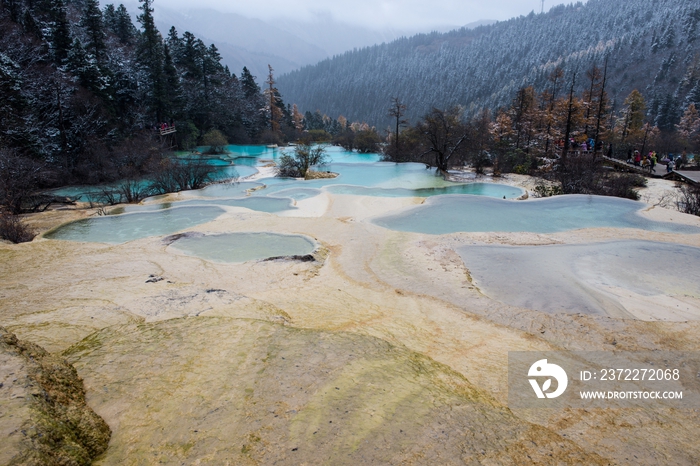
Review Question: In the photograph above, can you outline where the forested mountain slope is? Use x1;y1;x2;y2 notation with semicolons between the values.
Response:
0;0;287;189
277;0;700;129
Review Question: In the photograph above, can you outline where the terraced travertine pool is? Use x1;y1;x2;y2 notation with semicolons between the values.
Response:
168;232;317;263
371;194;700;235
44;145;700;246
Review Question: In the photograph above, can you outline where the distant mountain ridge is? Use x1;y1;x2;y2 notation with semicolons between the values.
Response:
276;0;700;128
121;3;453;78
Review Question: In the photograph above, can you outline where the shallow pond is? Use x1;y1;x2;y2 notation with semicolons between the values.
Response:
120;197;296;214
372;195;700;234
46;158;256;202
220;144;381;166
45;206;225;244
169;232;317;263
457;241;700;317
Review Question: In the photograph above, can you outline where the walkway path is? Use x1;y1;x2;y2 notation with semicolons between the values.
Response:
601;156;664;178
665;170;700;185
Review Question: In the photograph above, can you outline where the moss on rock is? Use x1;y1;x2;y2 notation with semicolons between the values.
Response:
0;327;111;465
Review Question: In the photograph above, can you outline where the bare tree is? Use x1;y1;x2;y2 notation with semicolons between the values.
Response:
388;97;408;152
0;149;44;214
418;107;468;172
561;70;579;160
593;57;609;155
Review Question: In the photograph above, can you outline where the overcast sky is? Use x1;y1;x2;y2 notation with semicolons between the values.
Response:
154;0;549;30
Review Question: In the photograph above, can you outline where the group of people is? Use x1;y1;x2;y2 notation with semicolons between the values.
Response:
153;122;176;132
627;150;658;172
626;150;690;173
557;138;605;153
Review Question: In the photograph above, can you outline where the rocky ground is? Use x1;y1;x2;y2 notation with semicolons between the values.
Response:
1;173;700;464
0;327;110;465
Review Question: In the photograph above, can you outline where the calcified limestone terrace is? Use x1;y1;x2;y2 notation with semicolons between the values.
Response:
3;169;700;464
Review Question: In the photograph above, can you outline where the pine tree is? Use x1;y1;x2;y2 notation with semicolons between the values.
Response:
166;26;183;61
22;9;43;39
67;38;102;93
687;81;700;108
49;0;72;65
240;67;260;99
81;0;106;62
655;93;679;131
117;4;137;43
136;0;166;122
162;43;182;119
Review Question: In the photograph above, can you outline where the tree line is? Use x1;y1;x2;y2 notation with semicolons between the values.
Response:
382;62;700;200
0;0;321;218
278;0;700;130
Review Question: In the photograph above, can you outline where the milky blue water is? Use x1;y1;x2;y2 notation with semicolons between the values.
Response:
457;241;700;316
373;195;700;234
217;144;381;166
46;157;256;202
45;146;699;245
120;197;296;214
45;206;225;244
244;163;523;200
169;232;317;263
326;183;523;199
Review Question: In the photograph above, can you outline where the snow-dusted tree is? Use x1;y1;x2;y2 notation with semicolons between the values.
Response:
104;3;137;45
48;0;72;65
676;103;700;150
81;0;106;62
136;0;166;122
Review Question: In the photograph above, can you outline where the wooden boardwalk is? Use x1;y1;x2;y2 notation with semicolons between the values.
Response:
601;156;664;178
664;170;700;185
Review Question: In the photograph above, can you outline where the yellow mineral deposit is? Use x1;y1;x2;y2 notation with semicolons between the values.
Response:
2;175;700;464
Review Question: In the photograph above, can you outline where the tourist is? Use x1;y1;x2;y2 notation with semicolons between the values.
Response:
634;150;641;166
650;152;657;172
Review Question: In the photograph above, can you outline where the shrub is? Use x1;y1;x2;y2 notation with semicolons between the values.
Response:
177;122;200;150
305;129;331;142
354;130;381;153
201;130;229;154
599;173;645;200
117;179;153;203
677;185;700;216
533;184;564;198
160;159;218;192
0;213;35;243
494;149;536;175
277;143;328;178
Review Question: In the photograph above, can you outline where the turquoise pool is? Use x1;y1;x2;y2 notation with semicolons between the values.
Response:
218;144;382;166
45;206;225;244
169;232;317;263
372;194;700;234
46;158;255;202
120;197;297;214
